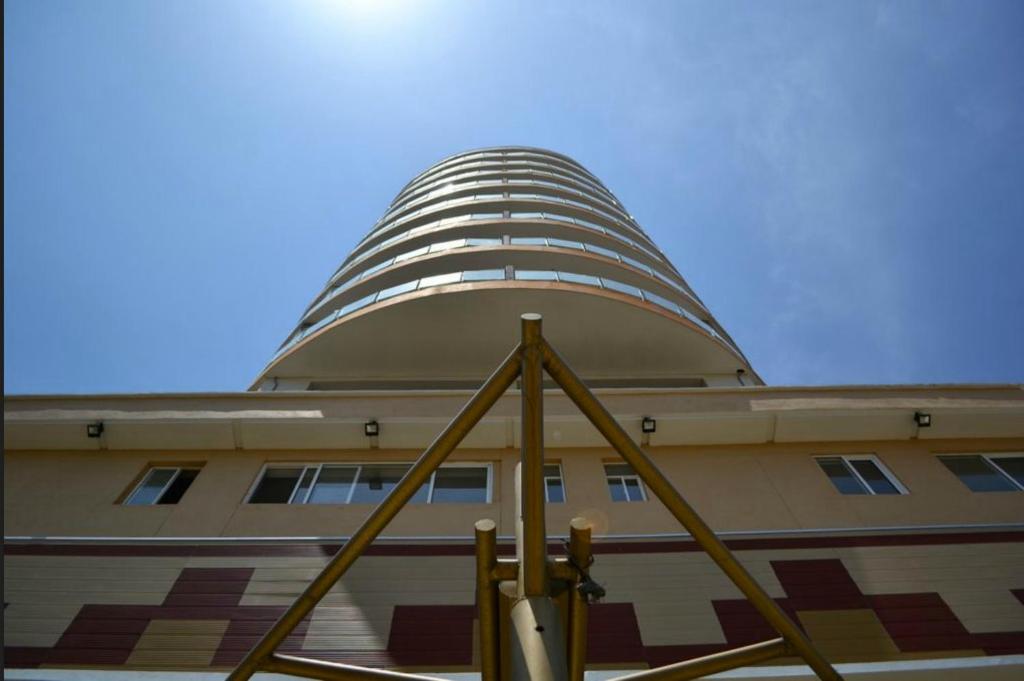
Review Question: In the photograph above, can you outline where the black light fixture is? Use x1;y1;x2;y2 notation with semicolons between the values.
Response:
736;369;746;386
641;417;656;434
364;420;380;437
914;412;932;428
86;422;104;438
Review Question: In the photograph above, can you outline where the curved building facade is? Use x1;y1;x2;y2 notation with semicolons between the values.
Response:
254;147;761;390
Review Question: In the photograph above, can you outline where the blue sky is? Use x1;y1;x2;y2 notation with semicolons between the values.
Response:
5;0;1023;393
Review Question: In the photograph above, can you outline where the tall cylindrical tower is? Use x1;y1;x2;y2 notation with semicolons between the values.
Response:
254;147;760;390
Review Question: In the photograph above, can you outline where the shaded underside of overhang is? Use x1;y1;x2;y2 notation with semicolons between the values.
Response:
257;284;752;388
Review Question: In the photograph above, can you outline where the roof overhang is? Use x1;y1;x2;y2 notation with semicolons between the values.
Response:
256;283;754;389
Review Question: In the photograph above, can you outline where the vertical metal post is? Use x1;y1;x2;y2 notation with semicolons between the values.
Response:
476;519;500;681
566;518;591;681
511;453;567;681
520;313;547;597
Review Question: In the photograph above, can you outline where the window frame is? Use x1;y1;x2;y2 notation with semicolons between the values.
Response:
814;454;909;496
123;466;199;506
543;463;566;503
603;462;647;502
245;462;494;505
938;453;1024;492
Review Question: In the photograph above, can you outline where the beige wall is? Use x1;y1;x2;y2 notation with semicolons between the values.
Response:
5;438;1023;538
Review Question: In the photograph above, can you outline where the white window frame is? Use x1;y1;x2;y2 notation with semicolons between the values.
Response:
604;463;647;502
939;453;1024;491
245;462;493;504
424;463;493;504
543;463;566;503
815;454;909;495
124;466;193;506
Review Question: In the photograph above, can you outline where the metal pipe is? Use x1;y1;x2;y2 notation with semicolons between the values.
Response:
494;559;519;582
476;519;501;681
610;638;789;681
509;596;569;681
541;341;842;681
264;654;440;681
547;560;576;583
567;518;592;681
227;346;523;681
520;313;547;597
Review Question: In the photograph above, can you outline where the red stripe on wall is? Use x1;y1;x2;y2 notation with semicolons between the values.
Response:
5;530;1023;557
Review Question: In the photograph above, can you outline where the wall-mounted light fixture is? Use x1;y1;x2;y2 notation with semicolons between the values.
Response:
364;420;380;437
913;412;932;428
641;417;657;434
86;422;104;438
736;369;746;386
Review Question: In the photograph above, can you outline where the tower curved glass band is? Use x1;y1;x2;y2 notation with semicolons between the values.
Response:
254;147;761;390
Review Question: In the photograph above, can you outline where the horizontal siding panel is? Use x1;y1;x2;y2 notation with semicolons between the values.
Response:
5;579;178;593
3;591;167;605
3;631;66;647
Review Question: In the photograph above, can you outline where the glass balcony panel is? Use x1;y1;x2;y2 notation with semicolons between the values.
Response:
418;272;463;288
429;239;466;253
601;279;642;298
462;269;506;281
584;244;622;260
643;292;682;315
393;246;430;263
557;272;601;287
622;255;652;274
548;238;584;250
338;292;378;317
377;280;419;301
514;270;558;281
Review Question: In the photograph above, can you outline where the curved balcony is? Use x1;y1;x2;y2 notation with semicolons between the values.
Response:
306;235;701;325
379;172;632;232
397;147;606;200
255;146;761;389
257;268;749;390
311;214;695;321
353;195;658;267
394;158;617;208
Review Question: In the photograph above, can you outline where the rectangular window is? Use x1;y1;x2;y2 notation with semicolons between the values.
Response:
544;464;565;503
938;455;1024;492
430;467;489;503
816;456;907;495
124;467;200;505
605;463;646;502
247;464;492;504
